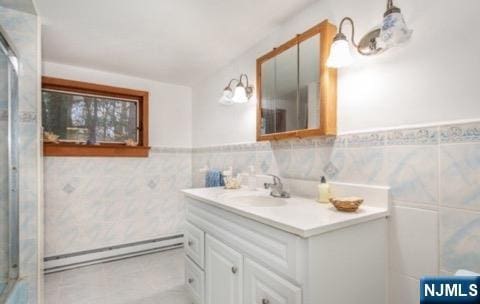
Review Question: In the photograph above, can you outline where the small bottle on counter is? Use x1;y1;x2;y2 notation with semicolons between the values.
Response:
317;176;331;203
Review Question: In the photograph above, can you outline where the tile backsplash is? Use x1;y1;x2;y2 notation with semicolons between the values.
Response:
191;121;480;279
44;148;191;257
43;120;479;303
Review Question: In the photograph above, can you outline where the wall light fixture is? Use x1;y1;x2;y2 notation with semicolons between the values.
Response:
327;0;412;68
219;74;254;105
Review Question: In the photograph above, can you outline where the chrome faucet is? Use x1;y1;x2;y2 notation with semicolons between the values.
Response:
264;174;290;198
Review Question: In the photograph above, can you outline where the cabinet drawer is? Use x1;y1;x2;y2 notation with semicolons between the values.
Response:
244;258;302;304
185;221;205;268
185;256;205;304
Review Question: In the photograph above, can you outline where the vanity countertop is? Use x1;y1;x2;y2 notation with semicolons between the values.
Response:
182;187;389;238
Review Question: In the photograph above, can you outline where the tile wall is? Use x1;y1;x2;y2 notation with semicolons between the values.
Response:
44;148;191;257
191;120;480;304
0;5;42;304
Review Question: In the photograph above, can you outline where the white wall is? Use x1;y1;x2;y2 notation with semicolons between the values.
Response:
192;0;480;147
43;61;192;147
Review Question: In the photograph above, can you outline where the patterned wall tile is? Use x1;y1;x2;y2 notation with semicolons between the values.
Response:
272;147;293;178
44;150;192;257
337;147;387;185
439;143;480;211
385;146;438;205
440;208;480;273
255;150;278;175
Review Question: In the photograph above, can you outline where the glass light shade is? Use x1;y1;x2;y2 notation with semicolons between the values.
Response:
326;38;354;68
232;85;248;103
380;12;413;47
218;88;234;105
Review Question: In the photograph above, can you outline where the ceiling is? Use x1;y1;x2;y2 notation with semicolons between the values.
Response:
36;0;318;86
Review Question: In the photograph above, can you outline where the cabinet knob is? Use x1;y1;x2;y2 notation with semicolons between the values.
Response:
188;278;194;284
187;240;193;246
231;266;238;274
262;299;270;304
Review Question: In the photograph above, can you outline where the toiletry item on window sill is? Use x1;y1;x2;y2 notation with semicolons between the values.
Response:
247;165;257;190
317;176;331;203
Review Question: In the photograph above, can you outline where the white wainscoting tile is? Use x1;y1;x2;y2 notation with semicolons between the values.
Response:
390;205;439;278
389;271;419;304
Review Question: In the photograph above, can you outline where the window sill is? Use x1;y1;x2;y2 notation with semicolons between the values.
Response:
43;143;150;157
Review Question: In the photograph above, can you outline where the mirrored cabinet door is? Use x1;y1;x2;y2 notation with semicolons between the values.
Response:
299;34;320;130
257;20;337;141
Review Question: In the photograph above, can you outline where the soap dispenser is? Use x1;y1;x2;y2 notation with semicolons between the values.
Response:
317;176;331;203
247;165;257;190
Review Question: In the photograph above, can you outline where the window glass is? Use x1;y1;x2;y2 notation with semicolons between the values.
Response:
42;90;138;144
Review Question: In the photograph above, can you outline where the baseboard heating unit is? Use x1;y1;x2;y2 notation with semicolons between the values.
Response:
44;234;184;273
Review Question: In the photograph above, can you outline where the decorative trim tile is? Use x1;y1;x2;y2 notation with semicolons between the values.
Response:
191;147;209;153
271;140;291;150
346;132;386;147
291;138;315;148
386;127;438;145
440;122;480;143
19;111;36;123
332;135;348;148
150;147;192;154
255;141;272;151
313;136;336;147
232;142;257;152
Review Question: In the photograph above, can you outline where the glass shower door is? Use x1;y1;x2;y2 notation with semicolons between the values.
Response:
0;29;19;297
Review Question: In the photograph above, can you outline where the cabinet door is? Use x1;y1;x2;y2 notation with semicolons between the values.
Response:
244;258;301;304
205;235;243;304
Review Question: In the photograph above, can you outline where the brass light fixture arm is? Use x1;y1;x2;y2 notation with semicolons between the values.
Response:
239;73;250;87
224;78;239;90
338;17;358;48
385;0;401;16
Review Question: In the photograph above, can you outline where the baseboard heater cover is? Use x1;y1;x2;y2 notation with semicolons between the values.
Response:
44;234;184;273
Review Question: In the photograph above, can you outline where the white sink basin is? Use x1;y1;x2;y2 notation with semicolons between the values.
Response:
222;194;287;207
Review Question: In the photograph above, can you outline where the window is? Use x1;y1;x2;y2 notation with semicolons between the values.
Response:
42;77;150;157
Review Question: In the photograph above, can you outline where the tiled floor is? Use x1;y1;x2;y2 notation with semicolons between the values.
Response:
45;248;190;304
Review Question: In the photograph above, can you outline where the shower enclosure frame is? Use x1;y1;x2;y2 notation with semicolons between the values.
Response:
0;26;20;288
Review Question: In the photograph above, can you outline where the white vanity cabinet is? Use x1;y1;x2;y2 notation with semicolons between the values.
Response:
182;184;389;304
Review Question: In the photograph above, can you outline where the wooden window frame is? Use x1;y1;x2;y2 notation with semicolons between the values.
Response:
42;76;150;157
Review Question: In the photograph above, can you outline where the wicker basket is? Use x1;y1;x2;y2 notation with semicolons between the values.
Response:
329;197;364;212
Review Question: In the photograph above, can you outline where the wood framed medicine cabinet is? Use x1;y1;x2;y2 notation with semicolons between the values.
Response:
256;20;337;141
